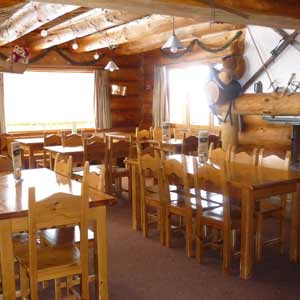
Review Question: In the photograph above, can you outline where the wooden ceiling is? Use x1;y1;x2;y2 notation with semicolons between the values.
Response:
0;0;299;56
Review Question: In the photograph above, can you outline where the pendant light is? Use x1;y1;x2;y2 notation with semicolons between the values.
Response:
104;60;119;72
104;41;119;72
94;51;100;60
161;16;185;53
72;39;78;50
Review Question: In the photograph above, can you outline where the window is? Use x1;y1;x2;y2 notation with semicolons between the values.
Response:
168;64;218;128
4;71;95;132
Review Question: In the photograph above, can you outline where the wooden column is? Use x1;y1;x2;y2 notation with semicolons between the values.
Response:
221;112;239;150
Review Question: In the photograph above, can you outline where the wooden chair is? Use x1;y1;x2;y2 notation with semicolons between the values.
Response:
62;133;82;147
107;137;131;195
139;153;164;243
181;135;198;156
83;137;106;166
208;143;231;164
230;146;258;165
83;161;105;192
54;154;72;178
135;127;152;141
255;149;291;261
37;133;62;168
152;127;163;141
0;154;13;172
15;183;90;300
162;156;220;257
193;158;241;273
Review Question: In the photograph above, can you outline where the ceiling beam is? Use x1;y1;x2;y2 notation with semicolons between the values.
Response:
75;15;197;53
30;9;143;51
0;2;78;46
35;0;300;29
115;23;244;55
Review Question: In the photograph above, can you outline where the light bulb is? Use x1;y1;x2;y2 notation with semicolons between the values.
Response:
109;68;114;72
170;47;178;53
94;52;99;60
40;29;48;37
72;41;78;50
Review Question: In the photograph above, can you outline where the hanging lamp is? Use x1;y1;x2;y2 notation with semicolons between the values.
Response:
161;16;185;53
104;60;119;72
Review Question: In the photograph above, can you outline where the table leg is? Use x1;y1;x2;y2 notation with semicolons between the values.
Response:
240;188;255;279
290;183;300;261
0;219;16;299
94;206;108;300
28;146;34;169
131;164;138;230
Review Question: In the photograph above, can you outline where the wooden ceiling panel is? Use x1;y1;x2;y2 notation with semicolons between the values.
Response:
115;23;244;55
30;9;143;51
35;0;300;29
75;15;197;53
0;2;79;46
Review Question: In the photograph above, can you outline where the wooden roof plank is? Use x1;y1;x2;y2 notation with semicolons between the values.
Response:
30;8;143;51
75;15;198;53
35;0;300;29
0;2;78;46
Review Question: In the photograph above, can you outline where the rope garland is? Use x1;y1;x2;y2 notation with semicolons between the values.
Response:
160;30;242;59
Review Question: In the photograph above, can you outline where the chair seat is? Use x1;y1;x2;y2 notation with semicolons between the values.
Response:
15;243;81;281
40;225;94;247
168;193;221;211
201;206;241;228
256;197;283;216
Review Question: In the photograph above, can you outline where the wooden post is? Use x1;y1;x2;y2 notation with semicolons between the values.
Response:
221;113;239;150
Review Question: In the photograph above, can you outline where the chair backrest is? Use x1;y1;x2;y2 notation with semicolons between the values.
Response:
63;133;82;147
28;183;89;296
182;135;198;156
136;140;160;158
83;139;106;165
0;155;13;172
54;154;72;178
208;143;231;163
83;161;105;191
135;128;152;141
139;154;162;189
44;133;62;146
162;156;190;204
258;149;291;170
193;157;230;216
152;127;163;141
230;146;258;165
84;135;104;145
110;139;131;162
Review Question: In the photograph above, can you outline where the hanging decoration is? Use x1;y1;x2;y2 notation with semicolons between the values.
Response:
0;46;106;66
9;45;30;64
160;30;242;59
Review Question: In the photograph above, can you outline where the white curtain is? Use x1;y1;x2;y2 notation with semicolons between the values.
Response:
93;70;111;129
152;66;169;127
0;73;6;134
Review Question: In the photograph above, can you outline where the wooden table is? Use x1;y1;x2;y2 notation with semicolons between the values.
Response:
127;154;300;279
0;168;115;299
73;164;102;180
15;138;44;169
44;145;84;168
